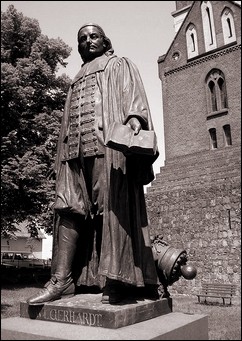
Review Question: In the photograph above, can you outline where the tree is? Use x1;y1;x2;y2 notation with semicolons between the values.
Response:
1;5;72;237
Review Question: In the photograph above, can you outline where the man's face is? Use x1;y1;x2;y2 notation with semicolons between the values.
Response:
78;26;106;62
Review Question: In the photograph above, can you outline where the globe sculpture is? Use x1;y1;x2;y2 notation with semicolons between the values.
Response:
180;264;197;280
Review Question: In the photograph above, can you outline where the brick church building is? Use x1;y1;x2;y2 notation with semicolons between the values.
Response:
146;1;241;295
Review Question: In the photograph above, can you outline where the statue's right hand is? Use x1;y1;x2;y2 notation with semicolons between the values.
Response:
126;117;141;135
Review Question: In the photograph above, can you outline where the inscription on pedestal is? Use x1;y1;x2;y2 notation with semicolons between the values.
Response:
35;308;103;326
20;294;172;329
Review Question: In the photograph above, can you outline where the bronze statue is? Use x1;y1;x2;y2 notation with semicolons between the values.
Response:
27;23;160;305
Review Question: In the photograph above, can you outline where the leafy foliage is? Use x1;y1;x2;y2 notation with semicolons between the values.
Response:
1;5;72;237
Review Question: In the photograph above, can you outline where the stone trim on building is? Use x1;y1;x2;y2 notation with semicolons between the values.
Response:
163;44;241;77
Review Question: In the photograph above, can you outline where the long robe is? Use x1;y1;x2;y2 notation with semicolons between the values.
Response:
51;53;159;289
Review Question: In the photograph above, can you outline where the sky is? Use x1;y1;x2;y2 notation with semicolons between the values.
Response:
1;1;177;177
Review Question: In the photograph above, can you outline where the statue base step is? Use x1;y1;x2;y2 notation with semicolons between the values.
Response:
1;312;208;340
20;293;172;329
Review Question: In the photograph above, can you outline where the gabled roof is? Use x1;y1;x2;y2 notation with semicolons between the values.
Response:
158;1;195;63
158;0;241;63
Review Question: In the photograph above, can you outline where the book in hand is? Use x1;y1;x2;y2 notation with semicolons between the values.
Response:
104;122;157;156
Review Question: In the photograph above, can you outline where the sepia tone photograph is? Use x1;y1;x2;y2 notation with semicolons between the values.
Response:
1;1;241;340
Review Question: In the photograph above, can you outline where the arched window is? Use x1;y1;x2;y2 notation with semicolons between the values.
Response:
218;77;227;109
206;69;228;115
208;80;217;111
221;8;236;45
223;124;232;146
186;24;199;59
201;1;217;51
209;128;217;149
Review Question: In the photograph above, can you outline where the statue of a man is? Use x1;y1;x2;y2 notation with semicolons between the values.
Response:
27;23;159;305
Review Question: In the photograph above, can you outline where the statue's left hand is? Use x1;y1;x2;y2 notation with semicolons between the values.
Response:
126;117;141;135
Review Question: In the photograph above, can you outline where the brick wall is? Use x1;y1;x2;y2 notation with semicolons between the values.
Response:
146;147;241;295
147;2;241;296
160;45;241;161
159;1;241;161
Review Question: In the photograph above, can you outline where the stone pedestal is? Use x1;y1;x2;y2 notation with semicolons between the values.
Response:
20;294;172;329
1;294;209;340
1;313;208;340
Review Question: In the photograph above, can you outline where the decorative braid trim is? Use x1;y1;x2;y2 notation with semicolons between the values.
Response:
164;44;241;77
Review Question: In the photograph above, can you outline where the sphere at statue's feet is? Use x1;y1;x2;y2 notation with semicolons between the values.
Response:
181;264;197;280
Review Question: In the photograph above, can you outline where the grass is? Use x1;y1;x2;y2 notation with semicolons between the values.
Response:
172;293;241;340
1;279;241;340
